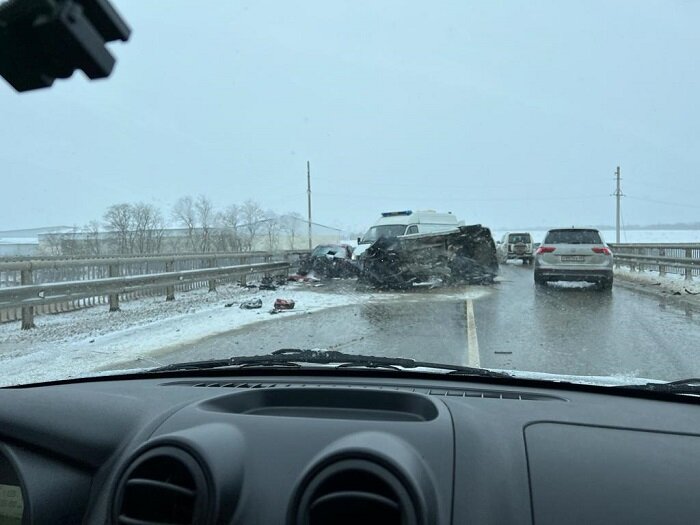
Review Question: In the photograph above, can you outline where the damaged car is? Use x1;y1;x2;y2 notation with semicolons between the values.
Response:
359;225;499;289
297;243;360;279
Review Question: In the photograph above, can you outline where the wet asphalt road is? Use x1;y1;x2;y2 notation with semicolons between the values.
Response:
130;264;700;382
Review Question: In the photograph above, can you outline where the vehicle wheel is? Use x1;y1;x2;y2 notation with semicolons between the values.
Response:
600;278;613;290
534;271;546;286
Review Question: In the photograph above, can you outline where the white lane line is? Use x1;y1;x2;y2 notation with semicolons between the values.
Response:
465;299;481;368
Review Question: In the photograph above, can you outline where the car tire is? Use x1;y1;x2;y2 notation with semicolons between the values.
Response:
600;277;613;290
534;271;546;286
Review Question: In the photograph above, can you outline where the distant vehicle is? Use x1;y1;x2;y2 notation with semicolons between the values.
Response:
298;243;358;278
353;210;462;260
534;227;614;289
496;232;534;264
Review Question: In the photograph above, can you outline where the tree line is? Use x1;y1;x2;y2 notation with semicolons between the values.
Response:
42;196;305;256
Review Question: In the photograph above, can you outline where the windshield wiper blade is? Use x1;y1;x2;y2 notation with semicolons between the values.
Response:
620;378;700;395
151;348;510;378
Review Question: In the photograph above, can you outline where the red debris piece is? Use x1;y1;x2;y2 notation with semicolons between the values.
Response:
273;299;295;310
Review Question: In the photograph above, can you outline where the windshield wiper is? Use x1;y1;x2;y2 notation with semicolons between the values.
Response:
151;348;510;378
620;378;700;395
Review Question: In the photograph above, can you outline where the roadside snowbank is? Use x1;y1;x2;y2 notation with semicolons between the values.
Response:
0;282;387;386
614;268;700;296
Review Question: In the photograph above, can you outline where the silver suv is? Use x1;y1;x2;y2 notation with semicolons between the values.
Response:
497;232;534;264
534;228;613;289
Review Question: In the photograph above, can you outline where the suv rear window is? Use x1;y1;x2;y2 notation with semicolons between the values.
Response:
508;234;531;243
544;229;602;244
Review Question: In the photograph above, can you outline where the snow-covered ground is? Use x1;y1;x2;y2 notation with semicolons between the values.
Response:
0;281;404;386
492;229;700;244
614;267;700;296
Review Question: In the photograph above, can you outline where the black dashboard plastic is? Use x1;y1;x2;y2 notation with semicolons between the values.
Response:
0;374;699;524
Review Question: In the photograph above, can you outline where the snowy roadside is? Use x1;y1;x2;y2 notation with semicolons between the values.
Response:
614;268;700;303
0;281;395;386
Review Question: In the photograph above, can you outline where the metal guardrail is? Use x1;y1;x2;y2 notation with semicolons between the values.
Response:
609;243;700;280
0;250;308;329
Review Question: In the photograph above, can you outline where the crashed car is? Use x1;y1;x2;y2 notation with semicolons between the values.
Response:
297;243;360;279
360;225;499;289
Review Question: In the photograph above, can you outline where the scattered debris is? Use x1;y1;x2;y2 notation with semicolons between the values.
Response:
224;302;235;308
240;298;263;309
273;299;295;311
288;274;321;283
359;225;499;289
298;244;360;279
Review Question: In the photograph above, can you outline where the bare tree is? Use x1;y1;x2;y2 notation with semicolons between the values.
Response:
103;203;134;254
132;203;165;254
195;195;214;252
241;199;265;251
280;212;303;250
172;196;197;252
83;220;101;256
262;211;281;251
215;204;242;251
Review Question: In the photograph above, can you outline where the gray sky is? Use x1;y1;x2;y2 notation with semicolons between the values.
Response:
2;0;700;233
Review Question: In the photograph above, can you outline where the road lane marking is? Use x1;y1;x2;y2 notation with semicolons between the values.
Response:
465;299;481;368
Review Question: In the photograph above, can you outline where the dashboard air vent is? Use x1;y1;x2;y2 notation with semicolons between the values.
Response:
292;459;419;525
112;446;210;525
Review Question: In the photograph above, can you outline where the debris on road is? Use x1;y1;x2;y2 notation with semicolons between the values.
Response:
359;225;499;289
288;273;321;283
273;298;296;311
297;244;359;279
224;302;235;308
240;298;263;309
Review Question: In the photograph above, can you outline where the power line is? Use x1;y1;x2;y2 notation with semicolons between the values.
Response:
626;195;700;210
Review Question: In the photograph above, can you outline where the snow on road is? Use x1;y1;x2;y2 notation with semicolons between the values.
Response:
0;281;396;386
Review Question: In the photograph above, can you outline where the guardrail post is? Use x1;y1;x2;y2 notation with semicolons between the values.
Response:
686;248;693;281
108;263;120;311
208;257;217;292
239;257;249;286
20;268;35;330
165;260;175;301
658;248;666;276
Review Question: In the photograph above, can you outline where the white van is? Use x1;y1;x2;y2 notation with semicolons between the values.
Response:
353;210;463;259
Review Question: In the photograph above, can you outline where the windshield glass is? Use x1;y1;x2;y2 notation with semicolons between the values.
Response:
544;230;602;245
2;0;700;388
361;225;408;243
508;234;531;244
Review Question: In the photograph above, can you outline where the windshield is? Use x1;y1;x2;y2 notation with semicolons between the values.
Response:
544;230;602;245
361;225;408;243
2;0;700;389
508;234;531;244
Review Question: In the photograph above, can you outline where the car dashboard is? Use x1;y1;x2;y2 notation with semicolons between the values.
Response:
1;372;699;524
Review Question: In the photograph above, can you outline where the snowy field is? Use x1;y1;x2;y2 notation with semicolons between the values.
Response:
492;229;700;244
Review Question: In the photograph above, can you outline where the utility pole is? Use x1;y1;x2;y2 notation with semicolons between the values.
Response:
614;166;623;244
307;161;312;250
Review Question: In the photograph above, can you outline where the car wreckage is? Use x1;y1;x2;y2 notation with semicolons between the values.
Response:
296;244;360;279
359;225;499;289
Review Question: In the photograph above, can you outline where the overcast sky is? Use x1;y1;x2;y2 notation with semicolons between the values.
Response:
2;0;700;233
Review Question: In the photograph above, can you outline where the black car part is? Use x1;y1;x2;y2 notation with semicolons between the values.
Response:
0;0;130;92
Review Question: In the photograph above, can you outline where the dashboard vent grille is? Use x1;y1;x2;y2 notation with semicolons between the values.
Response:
113;446;209;525
293;459;419;525
162;380;564;401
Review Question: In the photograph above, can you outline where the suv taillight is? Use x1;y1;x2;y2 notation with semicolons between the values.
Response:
592;247;611;255
536;246;555;254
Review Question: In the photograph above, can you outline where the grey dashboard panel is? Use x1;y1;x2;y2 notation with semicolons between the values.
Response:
525;422;700;525
1;375;700;524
